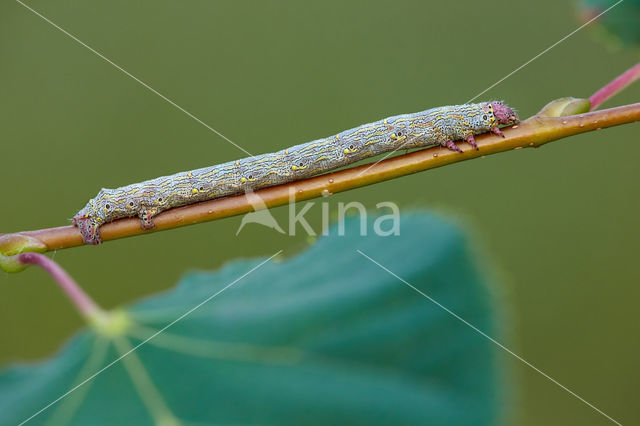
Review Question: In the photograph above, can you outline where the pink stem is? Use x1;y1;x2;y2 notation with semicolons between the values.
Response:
18;252;102;319
590;62;640;111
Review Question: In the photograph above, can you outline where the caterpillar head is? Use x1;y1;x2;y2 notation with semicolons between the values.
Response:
72;199;103;245
490;102;519;125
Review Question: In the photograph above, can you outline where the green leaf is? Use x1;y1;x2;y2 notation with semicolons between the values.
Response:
580;0;640;48
0;212;505;425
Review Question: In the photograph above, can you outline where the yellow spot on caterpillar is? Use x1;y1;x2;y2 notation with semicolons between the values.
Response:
188;172;192;178
241;177;247;182
235;161;239;166
192;188;199;194
299;142;323;153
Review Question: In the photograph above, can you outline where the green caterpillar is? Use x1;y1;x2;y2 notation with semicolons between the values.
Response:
73;101;518;244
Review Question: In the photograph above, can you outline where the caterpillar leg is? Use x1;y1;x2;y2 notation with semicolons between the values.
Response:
138;208;159;230
444;140;463;153
465;134;479;151
491;126;505;137
72;216;103;245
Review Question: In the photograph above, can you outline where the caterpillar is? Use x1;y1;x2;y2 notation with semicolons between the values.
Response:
73;101;518;244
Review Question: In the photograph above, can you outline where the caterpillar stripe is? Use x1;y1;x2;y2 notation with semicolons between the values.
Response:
73;101;518;244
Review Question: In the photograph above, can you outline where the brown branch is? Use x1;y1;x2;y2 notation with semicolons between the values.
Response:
1;101;639;260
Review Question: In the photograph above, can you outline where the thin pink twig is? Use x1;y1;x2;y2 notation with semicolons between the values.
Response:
18;252;102;319
590;62;640;111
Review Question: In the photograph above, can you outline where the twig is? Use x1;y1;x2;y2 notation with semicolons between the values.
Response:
0;101;637;258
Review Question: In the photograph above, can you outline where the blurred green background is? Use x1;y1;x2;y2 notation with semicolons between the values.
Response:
0;0;638;425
